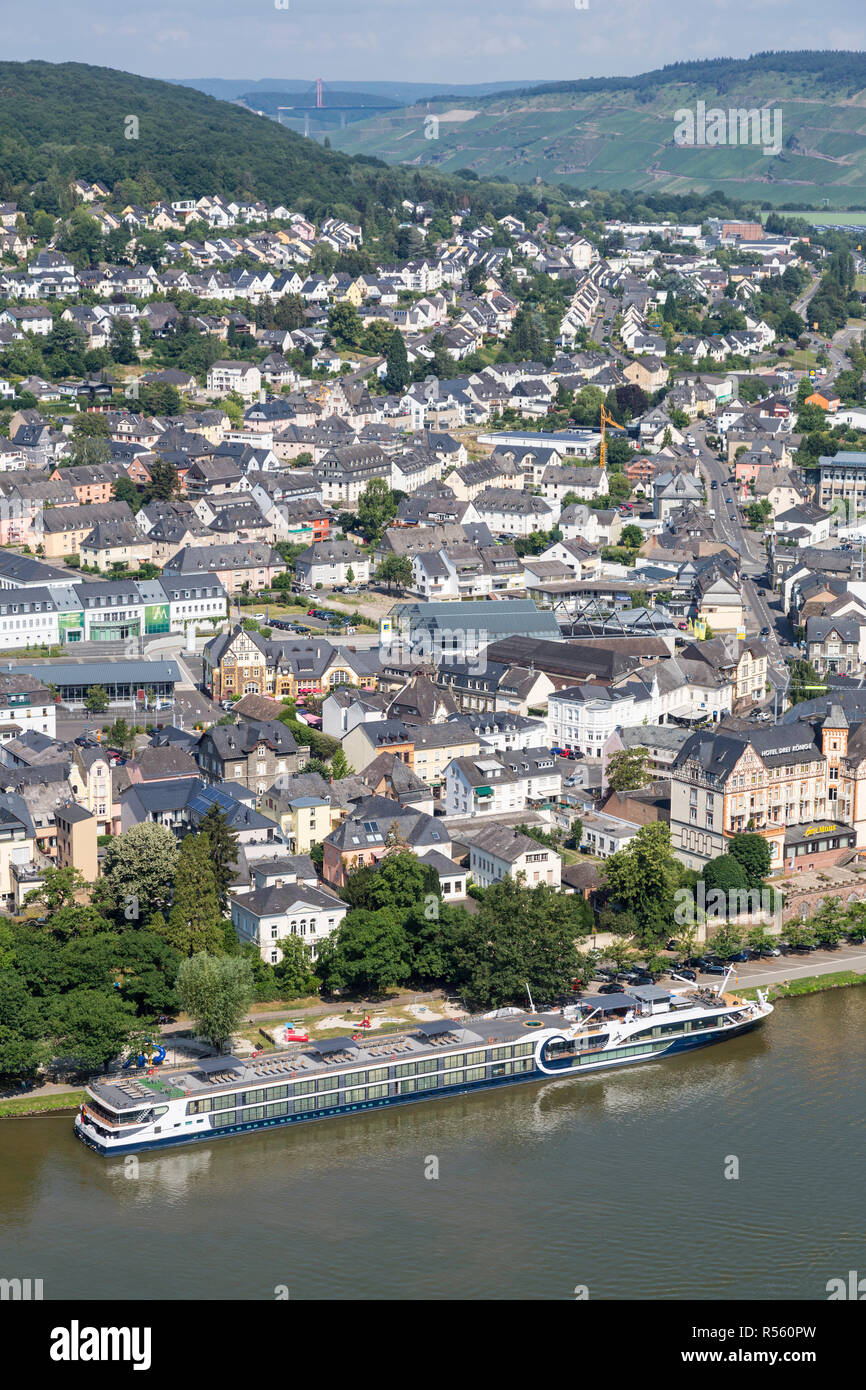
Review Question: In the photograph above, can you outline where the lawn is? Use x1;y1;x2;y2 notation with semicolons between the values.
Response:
0;1089;85;1116
740;970;866;1002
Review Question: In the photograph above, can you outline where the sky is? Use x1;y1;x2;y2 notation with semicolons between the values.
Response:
4;0;864;85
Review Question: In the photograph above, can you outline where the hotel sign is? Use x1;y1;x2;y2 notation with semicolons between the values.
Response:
804;824;836;837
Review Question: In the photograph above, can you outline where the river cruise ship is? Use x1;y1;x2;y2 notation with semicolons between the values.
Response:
75;974;772;1155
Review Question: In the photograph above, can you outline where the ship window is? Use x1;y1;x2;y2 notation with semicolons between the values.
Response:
294;1096;315;1112
465;1066;486;1082
212;1111;236;1127
293;1080;316;1096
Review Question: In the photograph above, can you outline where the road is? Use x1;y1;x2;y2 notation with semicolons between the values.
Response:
692;296;864;706
692;419;791;702
791;272;822;319
591;289;618;345
729;943;866;989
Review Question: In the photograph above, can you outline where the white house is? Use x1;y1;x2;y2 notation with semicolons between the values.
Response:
465;823;562;889
579;809;640;859
230;860;347;963
206;360;262;402
295;539;370;589
547;680;658;757
444;748;559;817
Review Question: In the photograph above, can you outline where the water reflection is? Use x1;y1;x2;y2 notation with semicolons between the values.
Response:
0;995;862;1300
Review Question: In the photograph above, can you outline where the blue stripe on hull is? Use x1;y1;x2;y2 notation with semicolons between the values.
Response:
76;1017;765;1156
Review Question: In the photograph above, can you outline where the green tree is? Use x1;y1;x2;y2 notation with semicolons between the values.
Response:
71;413;110;440
620;524;644;548
112;476;141;513
374;554;413;592
451;878;590;1010
703;854;749;894
175;952;255;1051
602;823;682;942
606;747;652;793
113;931;182;1016
25;865;85;914
84;685;109;714
109;317;138;365
330;747;355;780
746;925;777;956
728;833;771;889
328;302;362;348
100;822;179;920
165;833;223;956
343;851;438;915
104;717;135;756
316;908;412;995
69;435;111;469
707;922;744;961
143;458;179;503
46;987;138;1072
273;936;319;999
789;660;828;705
357;477;398;542
198;806;240;912
384;330;410;392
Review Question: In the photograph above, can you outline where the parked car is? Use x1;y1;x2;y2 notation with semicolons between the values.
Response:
703;962;728;975
598;983;626;995
730;951;750;962
672;967;697;981
665;938;679;951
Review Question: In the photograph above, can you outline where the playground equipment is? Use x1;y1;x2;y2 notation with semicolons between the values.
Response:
279;1023;310;1044
122;1041;167;1070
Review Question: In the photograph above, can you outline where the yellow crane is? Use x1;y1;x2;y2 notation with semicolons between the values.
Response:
598;405;625;472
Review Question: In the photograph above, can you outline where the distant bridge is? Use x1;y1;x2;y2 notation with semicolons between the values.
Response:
274;80;400;135
275;77;398;114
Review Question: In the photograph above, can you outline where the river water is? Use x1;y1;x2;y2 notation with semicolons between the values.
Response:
2;991;863;1301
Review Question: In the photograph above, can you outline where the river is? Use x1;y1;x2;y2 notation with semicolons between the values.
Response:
1;991;863;1300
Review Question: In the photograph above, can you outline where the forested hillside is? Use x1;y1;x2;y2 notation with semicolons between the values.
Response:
330;50;866;209
0;61;521;230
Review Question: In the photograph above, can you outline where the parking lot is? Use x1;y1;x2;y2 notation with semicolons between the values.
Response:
590;942;866;993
